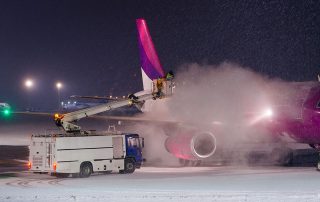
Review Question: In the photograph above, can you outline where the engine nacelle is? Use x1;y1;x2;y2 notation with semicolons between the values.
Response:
165;131;217;160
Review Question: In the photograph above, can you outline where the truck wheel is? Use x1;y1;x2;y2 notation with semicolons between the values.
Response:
124;158;136;174
79;162;92;178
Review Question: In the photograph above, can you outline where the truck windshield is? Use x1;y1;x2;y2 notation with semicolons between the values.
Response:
127;137;141;148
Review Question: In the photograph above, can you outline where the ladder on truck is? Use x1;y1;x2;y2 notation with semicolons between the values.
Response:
43;129;58;169
45;141;52;169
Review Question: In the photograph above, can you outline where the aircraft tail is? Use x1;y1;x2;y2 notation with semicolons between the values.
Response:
136;19;165;92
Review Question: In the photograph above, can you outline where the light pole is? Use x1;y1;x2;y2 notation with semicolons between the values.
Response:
24;79;34;110
56;82;62;110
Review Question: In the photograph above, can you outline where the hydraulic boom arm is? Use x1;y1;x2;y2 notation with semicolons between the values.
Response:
55;94;152;132
54;79;174;132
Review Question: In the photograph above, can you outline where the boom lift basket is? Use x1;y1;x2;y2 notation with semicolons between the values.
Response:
152;79;174;98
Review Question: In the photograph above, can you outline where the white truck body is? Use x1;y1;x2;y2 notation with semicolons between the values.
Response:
29;131;142;175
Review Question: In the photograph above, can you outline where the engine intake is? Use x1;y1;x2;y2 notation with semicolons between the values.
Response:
165;131;216;160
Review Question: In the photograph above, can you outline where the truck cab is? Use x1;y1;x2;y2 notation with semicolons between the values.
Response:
125;134;144;168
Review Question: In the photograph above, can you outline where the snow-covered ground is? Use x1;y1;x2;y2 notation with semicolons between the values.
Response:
1;166;320;202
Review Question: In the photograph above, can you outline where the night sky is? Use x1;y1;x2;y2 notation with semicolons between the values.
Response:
0;0;319;110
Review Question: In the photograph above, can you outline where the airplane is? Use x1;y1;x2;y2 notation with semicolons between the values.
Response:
110;19;320;168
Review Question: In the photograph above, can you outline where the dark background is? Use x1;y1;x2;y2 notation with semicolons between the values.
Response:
0;0;319;110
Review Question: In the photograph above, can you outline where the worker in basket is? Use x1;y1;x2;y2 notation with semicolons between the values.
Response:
152;71;174;99
156;77;165;98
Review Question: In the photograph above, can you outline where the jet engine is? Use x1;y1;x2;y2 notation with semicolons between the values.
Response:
165;131;217;161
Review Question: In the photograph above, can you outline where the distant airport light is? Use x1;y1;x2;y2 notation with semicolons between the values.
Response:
4;109;10;115
25;79;34;88
56;82;62;89
56;82;63;110
3;109;10;116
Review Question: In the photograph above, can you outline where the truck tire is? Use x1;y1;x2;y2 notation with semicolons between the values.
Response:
79;162;92;178
124;158;136;174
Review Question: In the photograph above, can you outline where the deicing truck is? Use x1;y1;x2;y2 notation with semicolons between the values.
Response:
28;79;173;177
29;130;144;177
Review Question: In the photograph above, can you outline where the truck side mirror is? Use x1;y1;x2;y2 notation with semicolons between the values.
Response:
142;138;145;148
